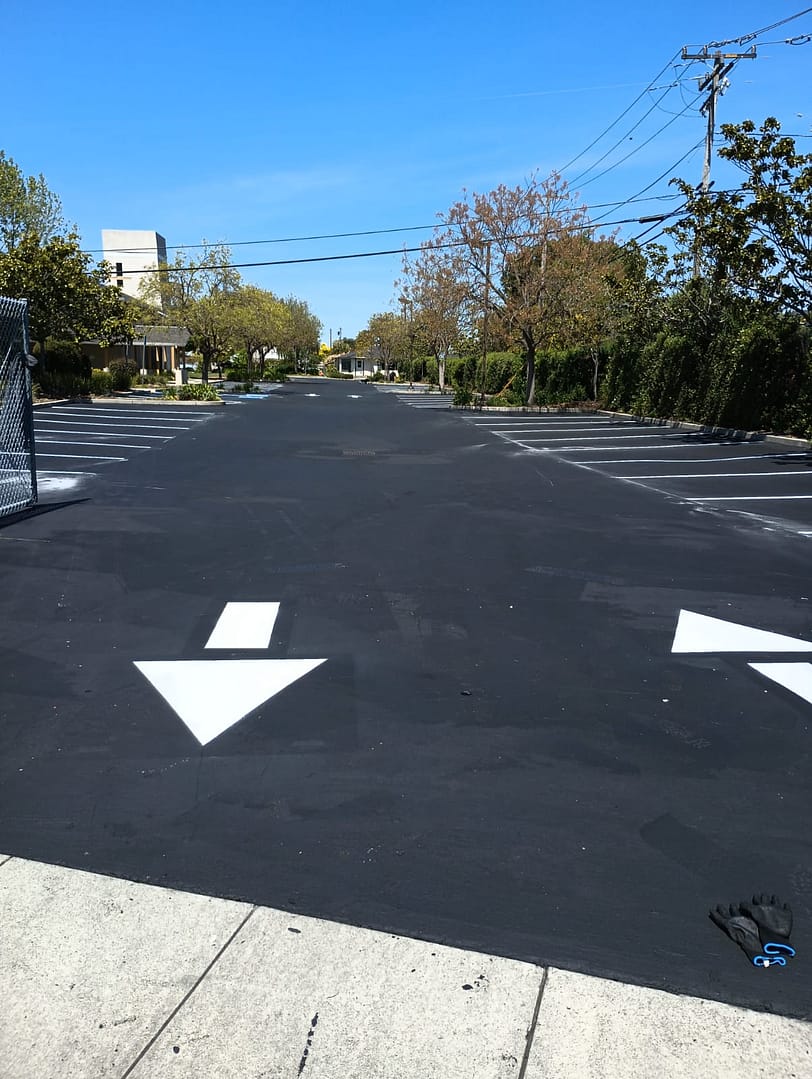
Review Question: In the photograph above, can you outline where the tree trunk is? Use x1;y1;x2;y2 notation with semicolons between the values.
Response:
524;341;536;406
437;353;445;392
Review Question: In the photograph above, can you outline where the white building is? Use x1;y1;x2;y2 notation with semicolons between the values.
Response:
101;229;168;306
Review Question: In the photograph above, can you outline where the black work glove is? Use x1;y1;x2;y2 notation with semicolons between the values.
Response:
740;894;794;959
709;904;765;965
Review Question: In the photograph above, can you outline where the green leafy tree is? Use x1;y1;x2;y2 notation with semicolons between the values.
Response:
231;285;285;380
0;151;64;253
0;231;132;358
278;296;322;370
141;243;240;382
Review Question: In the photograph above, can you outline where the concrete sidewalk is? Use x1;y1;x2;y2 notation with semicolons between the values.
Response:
1;856;809;1079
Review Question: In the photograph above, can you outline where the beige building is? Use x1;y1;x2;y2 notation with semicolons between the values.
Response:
101;229;168;305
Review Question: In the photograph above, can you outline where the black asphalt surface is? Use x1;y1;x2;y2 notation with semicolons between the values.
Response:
3;380;812;1018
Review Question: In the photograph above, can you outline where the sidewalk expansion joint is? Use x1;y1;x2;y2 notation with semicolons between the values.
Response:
117;904;257;1079
517;967;548;1079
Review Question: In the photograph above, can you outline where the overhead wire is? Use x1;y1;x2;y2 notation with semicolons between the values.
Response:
556;50;684;175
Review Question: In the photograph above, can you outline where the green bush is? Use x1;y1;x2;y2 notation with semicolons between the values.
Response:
369;371;384;382
264;363;288;382
163;383;221;401
453;385;473;406
91;370;113;395
108;357;138;391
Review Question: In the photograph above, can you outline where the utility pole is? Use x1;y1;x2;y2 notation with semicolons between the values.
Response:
681;45;756;275
681;45;757;193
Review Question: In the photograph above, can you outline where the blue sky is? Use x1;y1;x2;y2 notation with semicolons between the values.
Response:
5;1;811;339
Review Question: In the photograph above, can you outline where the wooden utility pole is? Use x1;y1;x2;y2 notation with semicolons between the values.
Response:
681;45;756;275
681;45;757;193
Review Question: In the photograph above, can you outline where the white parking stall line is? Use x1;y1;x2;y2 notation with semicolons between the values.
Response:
49;407;205;423
577;452;811;464
486;425;644;434
689;494;812;502
34;439;154;450
499;433;684;443
540;441;743;453
34;427;173;440
34;418;190;431
35;452;128;461
614;470;812;480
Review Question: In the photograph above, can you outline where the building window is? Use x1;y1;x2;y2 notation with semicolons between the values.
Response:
115;262;124;289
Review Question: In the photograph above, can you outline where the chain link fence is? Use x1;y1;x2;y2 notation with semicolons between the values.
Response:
0;296;37;517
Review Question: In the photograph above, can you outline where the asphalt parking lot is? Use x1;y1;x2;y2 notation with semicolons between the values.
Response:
33;400;222;496
3;379;812;1021
457;409;812;536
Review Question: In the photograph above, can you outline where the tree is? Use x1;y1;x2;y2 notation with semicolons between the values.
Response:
0;152;63;253
231;285;284;380
277;296;321;370
668;118;812;319
141;243;240;381
440;172;591;404
0;231;132;357
399;246;467;390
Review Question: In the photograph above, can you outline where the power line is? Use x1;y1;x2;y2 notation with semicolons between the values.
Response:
569;76;696;187
591;138;705;224
705;6;812;48
557;51;684;175
114;214;657;276
578;98;701;191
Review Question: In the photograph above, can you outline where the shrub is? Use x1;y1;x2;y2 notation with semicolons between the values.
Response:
369;371;384;382
264;362;288;382
453;385;473;406
163;383;221;401
91;370;113;395
108;357;138;391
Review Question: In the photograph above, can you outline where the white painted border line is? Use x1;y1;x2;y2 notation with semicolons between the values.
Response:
35;452;127;461
690;494;812;502
51;408;204;423
615;470;812;479
487;425;643;433
505;433;685;443
35;422;173;435
205;602;281;649
35;439;152;450
540;441;738;453
35;419;190;431
578;452;812;463
53;405;213;415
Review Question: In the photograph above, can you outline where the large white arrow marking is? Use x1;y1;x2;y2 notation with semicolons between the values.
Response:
748;662;812;706
134;658;326;746
671;610;812;654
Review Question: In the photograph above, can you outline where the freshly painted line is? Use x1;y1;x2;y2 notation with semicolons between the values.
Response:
34;418;190;430
35;422;173;435
133;658;327;745
204;602;281;649
34;452;128;461
50;407;207;422
749;662;812;706
577;452;812;464
614;470;812;479
689;494;812;502
34;439;152;450
529;441;738;453
509;434;702;443
671;610;812;654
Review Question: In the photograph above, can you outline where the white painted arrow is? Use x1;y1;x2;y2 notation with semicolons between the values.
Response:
749;662;812;705
671;610;812;654
134;658;326;746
